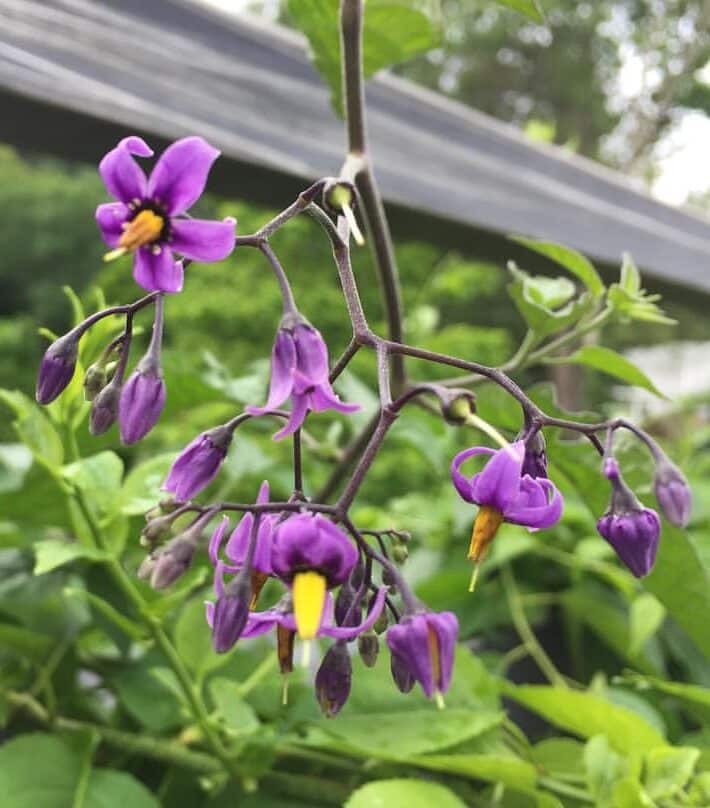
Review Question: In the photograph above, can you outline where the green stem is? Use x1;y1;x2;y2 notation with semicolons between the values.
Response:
527;307;611;365
501;564;568;689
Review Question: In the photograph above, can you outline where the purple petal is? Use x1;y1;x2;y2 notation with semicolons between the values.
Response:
323;587;387;640
309;382;361;414
225;512;254;565
263;330;297;411
147;137;219;215
450;446;497;503
99;136;152;203
294;325;330;383
469;441;525;513
205;601;215;628
256;480;270;505
506;478;564;529
119;371;166;444
209;516;231;566
430;612;458;693
134;247;184;293
387;615;435;698
241;610;281;639
96;202;130;247
169;217;236;262
273;394;309;441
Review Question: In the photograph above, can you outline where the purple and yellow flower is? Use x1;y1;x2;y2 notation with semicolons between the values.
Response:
597;457;661;578
247;322;359;440
386;611;458;702
451;440;563;585
163;425;233;501
96;136;236;293
270;513;359;640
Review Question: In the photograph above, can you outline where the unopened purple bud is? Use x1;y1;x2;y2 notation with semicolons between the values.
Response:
390;651;415;693
358;631;379;668
119;358;167;445
315;642;352;718
212;577;250;653
597;508;661;578
36;333;79;404
149;534;197;589
522;430;547;479
654;457;691;528
90;381;121;435
334;582;359;627
163;425;233;501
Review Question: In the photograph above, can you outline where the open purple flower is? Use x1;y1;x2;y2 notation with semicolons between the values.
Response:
247;322;359;440
96;136;236;293
451;440;563;576
270;513;358;640
597;457;661;578
163;424;233;501
386;611;458;701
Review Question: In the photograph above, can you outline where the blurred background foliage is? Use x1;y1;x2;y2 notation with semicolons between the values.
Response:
2;0;710;806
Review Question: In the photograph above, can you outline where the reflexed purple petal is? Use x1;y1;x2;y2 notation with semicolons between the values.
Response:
272;394;310;441
469;441;525;513
323;587;387;640
170;217;236;262
309;382;361;414
506;477;564;530
294;324;330;383
96;202;130;247
263;329;297;410
147;136;219;215
225;512;254;564
430;612;459;693
209;516;231;566
99;136;152;203
205;601;215;628
450;446;497;503
386;615;434;698
134;247;184;293
241;610;281;638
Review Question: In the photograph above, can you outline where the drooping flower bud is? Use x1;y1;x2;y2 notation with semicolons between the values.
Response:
148;514;208;589
83;362;110;401
357;630;379;667
212;575;251;653
163;424;234;501
597;457;661;578
653;455;692;528
439;388;477;426
119;356;166;444
36;332;79;404
90;380;121;435
390;650;415;694
334;580;359;627
521;430;548;479
315;641;352;718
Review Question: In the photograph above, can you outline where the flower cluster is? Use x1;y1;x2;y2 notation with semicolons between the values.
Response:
36;133;693;718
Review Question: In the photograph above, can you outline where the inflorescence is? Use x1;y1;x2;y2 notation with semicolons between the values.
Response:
36;136;693;717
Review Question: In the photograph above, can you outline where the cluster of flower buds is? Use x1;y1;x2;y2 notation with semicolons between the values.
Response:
35;133;693;718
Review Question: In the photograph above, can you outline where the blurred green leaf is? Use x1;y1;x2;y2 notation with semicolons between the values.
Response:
547;345;666;398
629;594;665;657
84;769;159;808
34;538;105;575
644;746;699;799
612;778;657;808
512;237;604;296
0;389;64;472
112;665;185;732
209;677;260;734
607;254;675;325
174;596;226;677
119;453;175;516
289;0;440;114
346;779;467;808
584;735;624;804
495;0;545;22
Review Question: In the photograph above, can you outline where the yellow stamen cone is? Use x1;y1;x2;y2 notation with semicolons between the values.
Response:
468;505;504;562
118;209;164;251
292;570;327;640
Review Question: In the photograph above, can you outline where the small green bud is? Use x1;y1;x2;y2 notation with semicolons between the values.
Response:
83;362;109;401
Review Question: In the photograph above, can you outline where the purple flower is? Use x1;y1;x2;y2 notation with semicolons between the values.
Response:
386;611;458;700
163;425;233;501
451;440;563;564
36;333;79;404
270;513;358;640
206;586;387;642
597;457;661;578
96;136;236;293
315;642;352;718
654;456;692;528
119;359;166;444
247;322;359;440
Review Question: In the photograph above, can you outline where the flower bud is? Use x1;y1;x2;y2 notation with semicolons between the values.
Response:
212;576;250;653
119;357;167;444
334;581;359;627
391;544;408;565
90;381;121;435
140;514;175;548
315;642;352;718
373;609;389;635
83;362;109;401
137;554;156;580
149;534;197;589
653;456;691;528
357;630;379;668
440;389;477;426
521;430;547;479
36;332;79;404
390;651;415;694
163;425;234;501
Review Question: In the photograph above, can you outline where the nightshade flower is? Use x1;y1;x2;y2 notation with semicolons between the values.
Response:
451;440;563;585
247;321;359;440
386;611;458;703
270;513;359;640
163;424;233;501
597;457;661;578
96;136;236;293
36;332;79;404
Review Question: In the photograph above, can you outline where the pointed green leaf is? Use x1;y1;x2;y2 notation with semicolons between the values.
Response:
512;237;604;296
496;0;545;22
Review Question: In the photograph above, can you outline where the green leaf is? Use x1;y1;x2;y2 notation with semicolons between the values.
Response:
612;778;657;808
507;263;593;343
621;673;710;711
63;452;124;519
174;596;226;677
112;665;185;732
629;594;665;656
406;753;537;789
495;0;545;22
501;684;665;754
644;746;699;799
209;677;260;734
34;538;105;575
0;623;52;661
85;770;159;808
346;779;467;808
289;0;440;114
584;735;624;804
608;253;675;325
119;453;175;516
0;389;64;472
512;236;604;296
549;345;666;398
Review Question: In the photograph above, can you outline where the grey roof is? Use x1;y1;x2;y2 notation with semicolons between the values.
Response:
2;0;710;292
